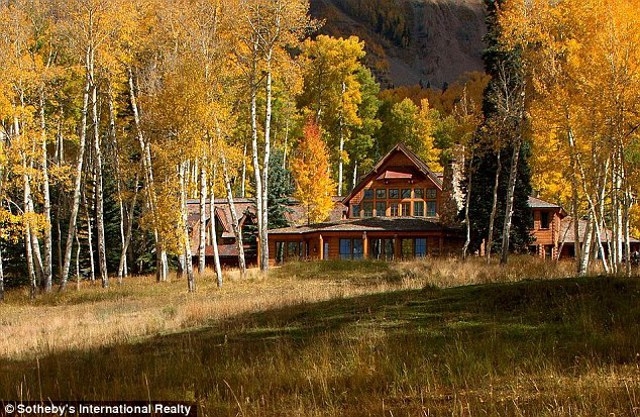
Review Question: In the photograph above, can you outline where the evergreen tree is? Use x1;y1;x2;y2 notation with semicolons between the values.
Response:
464;0;533;257
268;151;295;229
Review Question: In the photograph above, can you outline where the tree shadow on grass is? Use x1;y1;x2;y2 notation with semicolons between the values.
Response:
1;276;639;415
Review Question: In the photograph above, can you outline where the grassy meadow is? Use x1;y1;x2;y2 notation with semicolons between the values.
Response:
1;257;640;416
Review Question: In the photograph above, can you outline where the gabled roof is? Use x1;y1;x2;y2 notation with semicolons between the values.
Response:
342;143;443;205
528;196;561;209
528;196;568;218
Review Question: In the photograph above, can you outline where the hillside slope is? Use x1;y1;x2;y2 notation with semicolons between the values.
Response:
310;0;487;88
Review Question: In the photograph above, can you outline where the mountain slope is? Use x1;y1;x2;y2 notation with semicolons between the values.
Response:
309;0;487;88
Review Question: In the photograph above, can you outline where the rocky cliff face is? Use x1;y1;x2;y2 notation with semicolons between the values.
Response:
309;0;487;88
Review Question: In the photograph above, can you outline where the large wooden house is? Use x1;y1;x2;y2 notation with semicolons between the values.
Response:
188;143;638;266
267;144;464;263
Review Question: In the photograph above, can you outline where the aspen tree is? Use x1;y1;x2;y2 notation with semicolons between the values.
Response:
237;0;312;271
299;35;366;196
292;121;335;224
500;0;640;275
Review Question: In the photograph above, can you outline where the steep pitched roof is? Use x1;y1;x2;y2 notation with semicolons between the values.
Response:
342;143;443;205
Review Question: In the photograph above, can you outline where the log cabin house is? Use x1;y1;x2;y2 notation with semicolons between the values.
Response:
527;196;640;259
188;143;638;266
267;143;465;263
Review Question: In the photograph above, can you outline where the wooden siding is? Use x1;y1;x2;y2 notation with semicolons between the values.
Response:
269;231;464;263
347;178;441;218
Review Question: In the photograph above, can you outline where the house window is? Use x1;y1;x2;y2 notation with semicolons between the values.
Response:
414;201;424;217
363;202;373;217
372;238;395;260
402;202;411;216
415;238;427;257
339;239;351;260
287;242;302;260
401;188;411;199
352;204;360;218
389;189;399;199
390;203;398;216
427;201;437;217
414;188;424;199
376;189;386;199
353;239;363;260
540;212;550;229
340;238;363;260
426;188;437;199
364;189;374;200
376;201;386;217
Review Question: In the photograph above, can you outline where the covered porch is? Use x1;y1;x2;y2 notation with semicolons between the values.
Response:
267;217;464;264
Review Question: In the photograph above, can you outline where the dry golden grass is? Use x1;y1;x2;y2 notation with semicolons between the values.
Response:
0;256;600;361
1;256;639;416
1;259;421;360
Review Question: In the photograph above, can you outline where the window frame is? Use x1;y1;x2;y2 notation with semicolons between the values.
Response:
364;189;374;200
363;202;373;217
426;201;437;217
414;201;424;217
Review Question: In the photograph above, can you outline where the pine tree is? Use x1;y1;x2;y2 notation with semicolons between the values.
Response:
268;150;294;230
464;0;533;260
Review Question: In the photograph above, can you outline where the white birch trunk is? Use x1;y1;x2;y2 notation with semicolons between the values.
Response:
337;81;346;197
221;151;246;276
260;59;272;271
462;151;474;260
84;177;95;283
22;147;38;298
486;152;501;263
39;90;53;292
118;174;138;283
60;50;91;290
198;165;207;275
91;77;108;288
109;91;129;281
500;139;521;264
578;215;593;276
75;230;81;287
209;179;223;288
241;142;247;198
180;162;195;292
128;68;168;282
249;57;263;273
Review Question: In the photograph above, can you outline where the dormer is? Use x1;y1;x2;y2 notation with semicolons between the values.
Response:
342;144;443;219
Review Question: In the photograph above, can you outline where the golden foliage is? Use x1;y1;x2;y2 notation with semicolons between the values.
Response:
292;121;335;224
